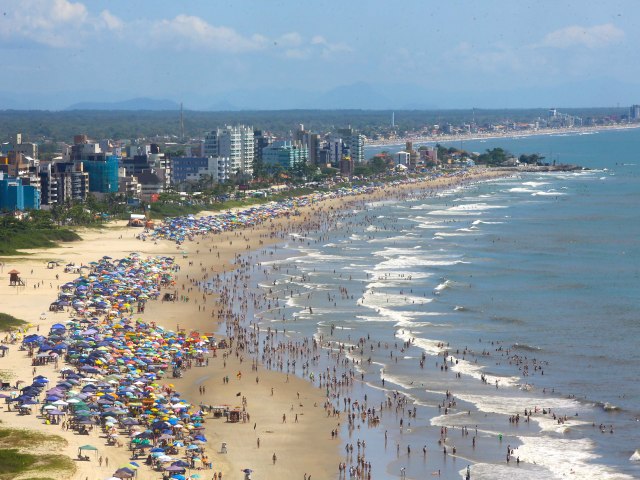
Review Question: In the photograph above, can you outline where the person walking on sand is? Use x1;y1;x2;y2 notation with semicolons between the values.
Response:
273;453;277;464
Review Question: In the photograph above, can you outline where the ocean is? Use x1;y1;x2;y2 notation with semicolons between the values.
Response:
240;128;640;479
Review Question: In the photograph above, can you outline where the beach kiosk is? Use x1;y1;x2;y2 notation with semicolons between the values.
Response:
129;214;146;227
228;409;241;423
8;269;24;286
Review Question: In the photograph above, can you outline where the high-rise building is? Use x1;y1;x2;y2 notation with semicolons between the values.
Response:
171;156;231;185
262;141;309;169
327;136;345;167
0;171;40;211
630;105;640;120
204;125;254;178
254;130;274;166
337;127;365;164
39;161;89;205
293;124;321;165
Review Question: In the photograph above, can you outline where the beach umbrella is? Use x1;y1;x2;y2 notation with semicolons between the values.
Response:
113;468;134;479
164;465;185;472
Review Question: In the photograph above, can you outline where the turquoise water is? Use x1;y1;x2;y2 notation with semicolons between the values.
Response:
246;128;640;479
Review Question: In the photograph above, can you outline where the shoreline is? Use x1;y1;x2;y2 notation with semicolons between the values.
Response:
0;167;510;480
365;123;640;149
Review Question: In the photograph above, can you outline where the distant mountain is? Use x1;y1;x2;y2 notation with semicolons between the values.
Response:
66;97;180;111
1;77;637;111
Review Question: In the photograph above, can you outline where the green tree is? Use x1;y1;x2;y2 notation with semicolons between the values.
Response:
477;147;509;166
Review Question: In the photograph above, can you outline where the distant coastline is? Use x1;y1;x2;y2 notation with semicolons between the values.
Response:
365;123;640;149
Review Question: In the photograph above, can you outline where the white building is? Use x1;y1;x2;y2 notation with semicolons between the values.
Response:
183;157;232;184
396;151;410;166
349;133;365;164
204;125;254;177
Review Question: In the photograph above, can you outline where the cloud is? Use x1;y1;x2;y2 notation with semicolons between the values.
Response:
0;0;124;47
311;35;353;59
145;16;352;61
50;0;87;23
100;10;123;31
150;15;268;53
0;0;89;47
277;32;303;48
540;23;624;49
0;2;350;62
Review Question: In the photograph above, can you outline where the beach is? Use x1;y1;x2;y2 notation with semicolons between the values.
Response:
365;122;640;149
0;167;507;480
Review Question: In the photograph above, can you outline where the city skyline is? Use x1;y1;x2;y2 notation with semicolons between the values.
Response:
0;0;638;110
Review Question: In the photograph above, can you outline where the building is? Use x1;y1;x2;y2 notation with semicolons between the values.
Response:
1;133;38;159
121;151;170;191
118;174;141;199
340;156;354;177
137;171;165;200
171;156;231;185
404;141;419;170
204;125;254;178
630;105;640;121
262;141;309;169
82;155;119;193
67;137;119;193
39;161;89;205
0;172;40;211
293;124;321;166
0;152;32;177
349;133;365;165
418;146;438;167
396;151;410;166
337;127;366;165
307;133;321;166
326;137;345;167
254;130;274;167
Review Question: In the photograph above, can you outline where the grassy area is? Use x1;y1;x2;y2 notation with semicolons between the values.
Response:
0;428;75;480
0;313;27;331
0;228;80;256
0;428;64;449
0;449;74;480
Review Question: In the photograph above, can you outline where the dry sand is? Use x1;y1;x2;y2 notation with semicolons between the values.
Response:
0;168;507;479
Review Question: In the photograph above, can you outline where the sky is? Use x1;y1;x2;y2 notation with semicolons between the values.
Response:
0;0;639;109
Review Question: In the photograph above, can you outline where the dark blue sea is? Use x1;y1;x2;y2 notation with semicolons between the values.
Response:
249;128;640;479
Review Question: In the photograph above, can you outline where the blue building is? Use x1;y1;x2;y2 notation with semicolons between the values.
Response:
262;141;308;169
80;155;119;193
171;157;210;185
0;173;41;211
